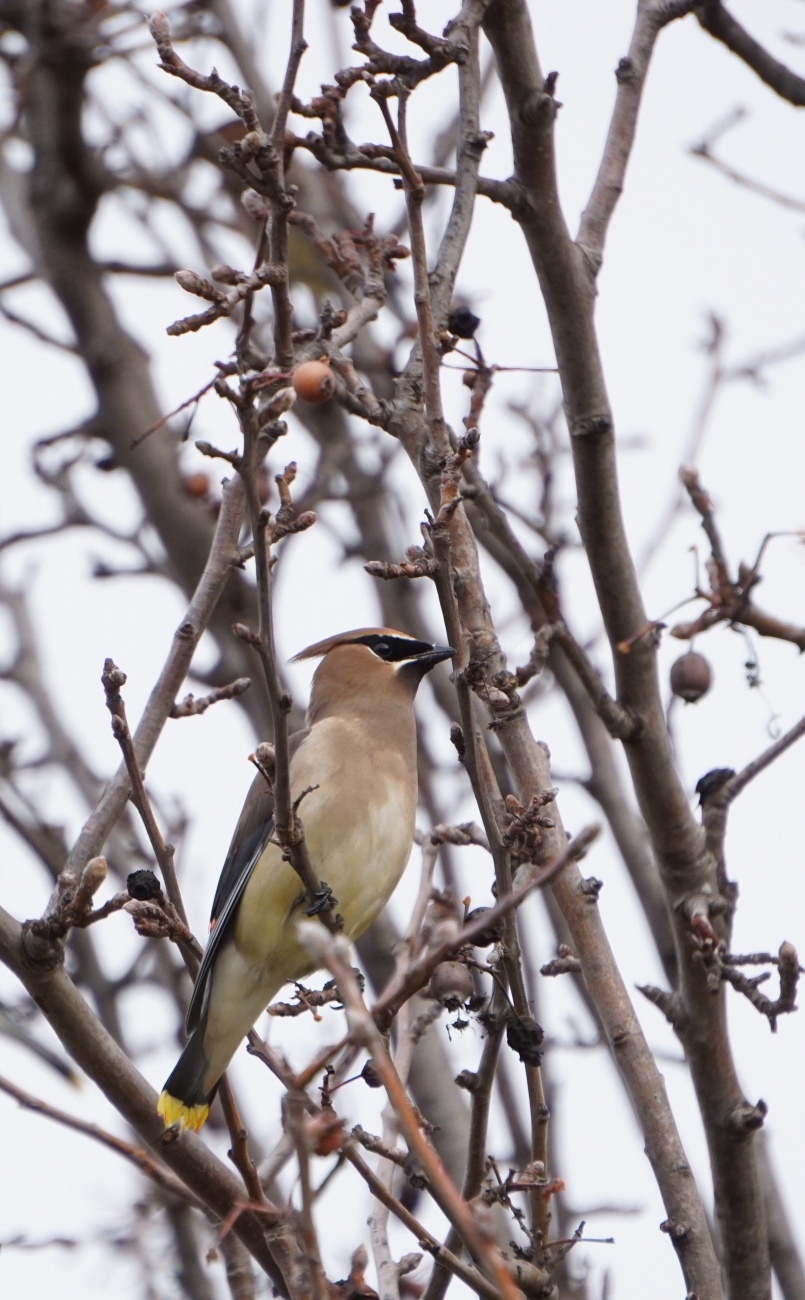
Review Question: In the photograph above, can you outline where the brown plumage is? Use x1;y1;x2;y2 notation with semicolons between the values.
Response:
158;628;453;1131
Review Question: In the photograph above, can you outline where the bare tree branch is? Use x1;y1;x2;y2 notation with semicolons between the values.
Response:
697;1;805;105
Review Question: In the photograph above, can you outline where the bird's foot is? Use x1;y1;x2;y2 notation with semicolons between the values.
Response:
305;882;338;916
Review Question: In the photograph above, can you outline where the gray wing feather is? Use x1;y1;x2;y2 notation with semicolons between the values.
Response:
185;730;311;1033
186;815;274;1031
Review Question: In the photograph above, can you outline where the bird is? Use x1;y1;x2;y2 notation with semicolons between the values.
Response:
158;627;454;1131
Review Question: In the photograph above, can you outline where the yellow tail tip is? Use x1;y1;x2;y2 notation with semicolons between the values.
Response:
157;1090;210;1132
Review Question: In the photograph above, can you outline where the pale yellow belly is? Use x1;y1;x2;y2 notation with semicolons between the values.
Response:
205;717;416;1068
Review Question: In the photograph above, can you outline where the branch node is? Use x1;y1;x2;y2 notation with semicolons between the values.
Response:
660;1218;690;1241
540;945;581;977
637;983;685;1029
232;622;263;647
579;875;603;900
727;1099;767;1135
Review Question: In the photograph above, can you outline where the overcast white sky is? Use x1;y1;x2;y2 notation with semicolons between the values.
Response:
1;3;804;1297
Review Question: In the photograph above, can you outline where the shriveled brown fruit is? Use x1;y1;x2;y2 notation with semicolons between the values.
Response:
670;650;712;703
429;960;473;1010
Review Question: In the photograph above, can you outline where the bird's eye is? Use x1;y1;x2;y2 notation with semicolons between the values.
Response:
372;641;391;659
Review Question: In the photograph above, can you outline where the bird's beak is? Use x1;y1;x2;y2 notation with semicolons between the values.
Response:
397;644;455;685
416;645;455;670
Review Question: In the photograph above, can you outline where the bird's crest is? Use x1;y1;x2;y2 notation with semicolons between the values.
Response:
291;628;426;662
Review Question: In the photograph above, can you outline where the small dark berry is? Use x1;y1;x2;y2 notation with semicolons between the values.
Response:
506;1015;545;1066
465;906;503;947
447;306;481;339
127;869;161;901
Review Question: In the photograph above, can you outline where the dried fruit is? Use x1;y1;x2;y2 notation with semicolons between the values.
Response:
127;869;161;901
292;359;335;404
447;306;480;338
670;651;712;703
360;1061;382;1088
429;960;473;1011
464;906;503;947
506;1014;545;1066
306;1110;344;1157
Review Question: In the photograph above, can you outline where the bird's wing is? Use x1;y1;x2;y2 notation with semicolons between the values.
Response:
208;774;275;930
185;730;310;1033
185;807;273;1032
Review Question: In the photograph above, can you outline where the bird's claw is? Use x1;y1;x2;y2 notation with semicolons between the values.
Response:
305;882;337;916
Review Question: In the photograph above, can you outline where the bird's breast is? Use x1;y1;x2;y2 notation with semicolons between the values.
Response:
234;714;417;977
299;720;417;938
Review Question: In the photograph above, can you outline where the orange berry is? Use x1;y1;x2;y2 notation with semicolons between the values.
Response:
292;360;335;404
183;472;210;499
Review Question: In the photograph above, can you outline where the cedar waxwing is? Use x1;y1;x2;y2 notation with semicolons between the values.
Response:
158;628;453;1131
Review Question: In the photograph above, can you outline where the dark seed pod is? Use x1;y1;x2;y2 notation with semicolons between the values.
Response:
127;869;161;901
447;306;481;338
464;907;504;947
360;1061;382;1089
695;767;736;805
429;960;473;1011
506;1015;545;1066
670;651;712;703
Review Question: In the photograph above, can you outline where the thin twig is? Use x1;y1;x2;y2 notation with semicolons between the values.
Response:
723;713;805;804
64;476;247;876
219;1078;267;1205
423;982;507;1300
374;91;449;457
579;0;696;267
0;1072;203;1208
285;1093;329;1300
101;661;191;935
373;826;599;1031
696;1;805;106
298;925;522;1299
369;840;440;1295
267;0;306;368
344;1146;501;1300
238;424;338;929
170;678;252;718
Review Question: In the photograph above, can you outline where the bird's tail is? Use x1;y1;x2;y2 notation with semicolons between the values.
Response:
157;1020;218;1132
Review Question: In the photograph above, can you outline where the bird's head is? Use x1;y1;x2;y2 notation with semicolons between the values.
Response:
292;628;454;723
